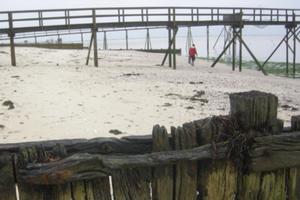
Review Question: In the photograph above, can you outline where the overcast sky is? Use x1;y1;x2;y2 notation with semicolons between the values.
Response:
1;0;299;11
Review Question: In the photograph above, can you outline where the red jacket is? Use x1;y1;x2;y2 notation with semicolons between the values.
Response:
189;47;197;57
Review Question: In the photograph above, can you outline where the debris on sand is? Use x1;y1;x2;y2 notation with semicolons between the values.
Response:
109;129;124;135
11;75;20;79
281;104;299;111
189;81;204;85
0;51;8;54
185;106;195;110
190;90;208;103
0;125;5;129
165;93;183;98
2;100;15;110
162;103;172;107
122;73;143;77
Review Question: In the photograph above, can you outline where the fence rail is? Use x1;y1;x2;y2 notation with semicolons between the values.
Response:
0;7;300;34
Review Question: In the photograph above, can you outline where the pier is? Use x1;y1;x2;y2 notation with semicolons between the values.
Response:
0;7;299;74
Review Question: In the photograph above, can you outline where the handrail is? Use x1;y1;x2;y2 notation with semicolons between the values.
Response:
0;7;299;34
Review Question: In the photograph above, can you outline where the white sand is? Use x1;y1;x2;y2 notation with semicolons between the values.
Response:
0;47;299;143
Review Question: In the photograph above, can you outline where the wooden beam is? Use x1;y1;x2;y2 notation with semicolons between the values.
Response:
0;135;153;155
18;132;300;185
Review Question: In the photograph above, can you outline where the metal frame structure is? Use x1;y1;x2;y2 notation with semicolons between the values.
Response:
0;7;299;74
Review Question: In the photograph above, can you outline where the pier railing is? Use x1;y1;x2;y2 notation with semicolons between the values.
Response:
0;7;300;33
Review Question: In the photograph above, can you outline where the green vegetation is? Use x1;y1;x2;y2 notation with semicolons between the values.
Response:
199;56;300;78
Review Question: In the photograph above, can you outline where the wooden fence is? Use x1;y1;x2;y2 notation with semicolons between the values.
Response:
0;90;300;200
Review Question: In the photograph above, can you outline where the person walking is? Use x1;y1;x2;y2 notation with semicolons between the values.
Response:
188;44;198;66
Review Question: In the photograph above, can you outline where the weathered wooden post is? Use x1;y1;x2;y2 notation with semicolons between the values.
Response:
172;123;198;200
291;115;300;199
0;153;16;200
196;90;291;199
229;90;281;133
152;125;173;200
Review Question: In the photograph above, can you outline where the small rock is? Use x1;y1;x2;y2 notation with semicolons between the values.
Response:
0;125;5;129
2;100;15;110
109;129;123;135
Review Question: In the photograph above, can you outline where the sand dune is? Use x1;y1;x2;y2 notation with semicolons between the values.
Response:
0;47;299;143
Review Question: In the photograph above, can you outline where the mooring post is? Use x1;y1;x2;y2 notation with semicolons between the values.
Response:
125;29;128;50
206;25;210;60
92;9;98;67
8;12;16;66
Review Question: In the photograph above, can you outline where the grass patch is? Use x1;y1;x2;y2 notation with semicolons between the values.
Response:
199;56;300;78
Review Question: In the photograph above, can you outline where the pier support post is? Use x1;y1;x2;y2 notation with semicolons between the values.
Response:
206;25;210;60
239;28;243;72
172;27;176;70
86;33;94;65
286;27;290;75
92;9;98;67
161;26;178;68
168;27;172;67
8;12;16;66
103;31;108;50
125;30;128;50
232;27;236;71
144;28;152;50
212;24;267;75
285;21;298;77
172;8;177;70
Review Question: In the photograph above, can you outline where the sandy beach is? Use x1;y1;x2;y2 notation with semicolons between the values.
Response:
0;47;299;143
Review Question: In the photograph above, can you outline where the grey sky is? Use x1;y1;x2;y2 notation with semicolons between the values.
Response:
1;0;299;11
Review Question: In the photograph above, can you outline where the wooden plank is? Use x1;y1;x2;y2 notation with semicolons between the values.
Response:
151;125;173;200
85;178;111;200
288;168;299;200
71;181;86;200
43;184;72;200
18;146;46;199
172;123;198;200
259;169;287;200
199;161;237;200
290;116;300;199
291;115;300;131
0;153;16;200
112;168;151;200
239;172;261;199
